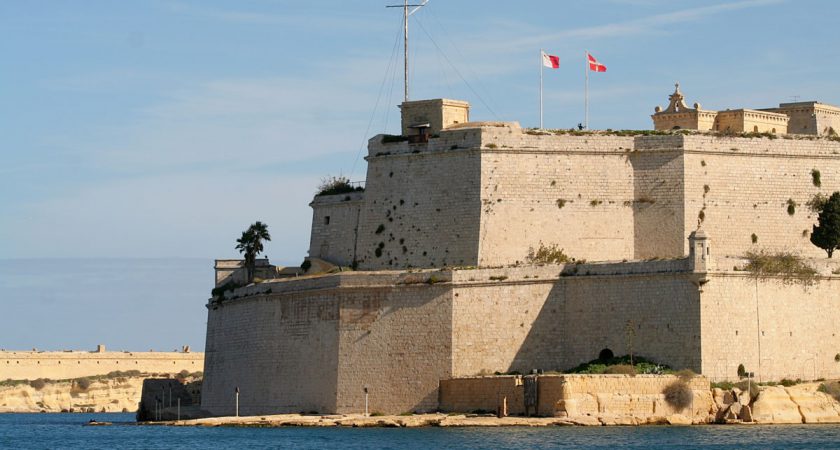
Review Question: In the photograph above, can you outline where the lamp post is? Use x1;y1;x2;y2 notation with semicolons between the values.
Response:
235;386;240;417
363;386;369;417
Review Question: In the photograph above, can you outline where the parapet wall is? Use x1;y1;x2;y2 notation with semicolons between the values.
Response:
0;350;204;380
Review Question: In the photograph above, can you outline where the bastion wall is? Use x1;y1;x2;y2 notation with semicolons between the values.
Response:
700;274;840;382
680;136;840;259
202;256;840;415
310;128;840;270
0;350;203;381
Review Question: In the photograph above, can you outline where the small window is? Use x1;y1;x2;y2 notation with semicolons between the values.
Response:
324;216;330;225
772;128;776;133
753;125;759;132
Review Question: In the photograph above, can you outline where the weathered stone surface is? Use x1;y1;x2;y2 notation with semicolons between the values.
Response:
751;386;803;424
665;414;691;425
785;386;840;423
739;405;753;422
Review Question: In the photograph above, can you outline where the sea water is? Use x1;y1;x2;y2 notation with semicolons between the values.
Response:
3;413;840;449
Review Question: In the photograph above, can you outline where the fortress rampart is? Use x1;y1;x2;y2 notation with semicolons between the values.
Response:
204;94;840;417
0;348;204;381
202;254;840;415
310;126;840;269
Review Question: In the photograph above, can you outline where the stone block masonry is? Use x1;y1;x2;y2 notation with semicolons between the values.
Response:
202;257;840;416
0;349;203;381
440;374;710;420
309;123;840;270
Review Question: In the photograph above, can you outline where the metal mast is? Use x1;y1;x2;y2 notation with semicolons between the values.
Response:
386;0;429;102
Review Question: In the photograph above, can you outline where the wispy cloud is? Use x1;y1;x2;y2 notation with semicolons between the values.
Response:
453;0;783;51
162;1;390;32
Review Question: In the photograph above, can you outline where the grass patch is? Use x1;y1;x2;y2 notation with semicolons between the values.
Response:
316;176;364;197
741;250;818;284
527;243;572;265
565;355;671;375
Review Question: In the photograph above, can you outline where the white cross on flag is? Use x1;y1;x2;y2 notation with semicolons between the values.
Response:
587;53;606;72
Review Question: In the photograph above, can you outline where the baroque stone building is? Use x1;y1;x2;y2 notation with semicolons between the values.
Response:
652;83;840;135
201;92;840;417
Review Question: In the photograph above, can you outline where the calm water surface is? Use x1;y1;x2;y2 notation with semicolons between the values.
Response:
3;413;840;449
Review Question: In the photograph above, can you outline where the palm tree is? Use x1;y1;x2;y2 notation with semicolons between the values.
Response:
235;221;271;283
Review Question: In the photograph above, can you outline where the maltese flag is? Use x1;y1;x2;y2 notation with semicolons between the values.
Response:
588;53;607;72
542;51;560;69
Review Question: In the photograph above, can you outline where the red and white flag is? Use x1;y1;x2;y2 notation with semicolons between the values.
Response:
587;53;606;72
542;51;560;69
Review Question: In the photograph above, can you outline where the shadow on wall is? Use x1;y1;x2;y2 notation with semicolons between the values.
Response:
510;274;702;374
629;143;685;260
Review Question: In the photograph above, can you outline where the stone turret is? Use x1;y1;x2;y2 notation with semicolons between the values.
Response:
688;229;712;273
399;98;470;141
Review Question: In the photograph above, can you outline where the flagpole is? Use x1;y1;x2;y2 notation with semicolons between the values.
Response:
540;49;544;129
584;50;589;130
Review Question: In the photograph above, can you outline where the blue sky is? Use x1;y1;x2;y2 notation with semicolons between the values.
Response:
1;0;839;350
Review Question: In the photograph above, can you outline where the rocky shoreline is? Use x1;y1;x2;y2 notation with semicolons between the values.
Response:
140;381;840;428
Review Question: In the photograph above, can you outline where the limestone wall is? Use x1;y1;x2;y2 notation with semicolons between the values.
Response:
450;261;701;378
766;103;840;136
202;292;341;416
475;133;636;265
308;192;363;266
440;374;710;419
700;273;840;382
630;142;685;259
681;135;840;258
0;350;203;381
202;277;453;416
334;285;452;414
354;140;482;269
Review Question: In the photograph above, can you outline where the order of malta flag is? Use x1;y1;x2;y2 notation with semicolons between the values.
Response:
588;53;606;72
542;51;560;69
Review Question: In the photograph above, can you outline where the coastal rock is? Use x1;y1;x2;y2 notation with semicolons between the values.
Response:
568;415;602;426
665;414;691;425
739;405;753;422
785;386;840;423
0;378;146;413
712;388;726;409
751;386;803;424
737;390;752;406
728;402;742;418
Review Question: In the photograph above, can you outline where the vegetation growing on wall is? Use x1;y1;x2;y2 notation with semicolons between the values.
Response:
787;199;797;216
526;243;572;264
741;250;818;283
810;192;840;258
812;169;822;187
565;355;671;375
808;193;829;213
316;176;364;196
663;380;693;410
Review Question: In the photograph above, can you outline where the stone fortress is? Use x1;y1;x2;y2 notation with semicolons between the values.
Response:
1;345;203;381
200;86;840;417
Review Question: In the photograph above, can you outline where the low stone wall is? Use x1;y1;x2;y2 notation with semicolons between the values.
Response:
0;350;204;381
440;374;712;423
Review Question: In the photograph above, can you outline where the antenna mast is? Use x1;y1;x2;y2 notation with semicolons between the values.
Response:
386;0;429;102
